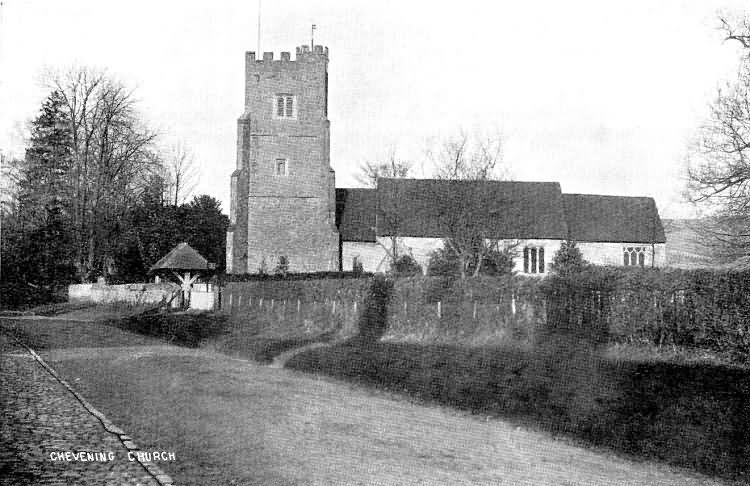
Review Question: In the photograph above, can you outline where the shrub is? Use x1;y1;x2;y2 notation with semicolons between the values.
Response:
274;256;289;276
426;247;459;277
390;254;423;276
550;240;587;276
352;257;364;276
480;246;516;276
356;274;393;342
426;244;515;277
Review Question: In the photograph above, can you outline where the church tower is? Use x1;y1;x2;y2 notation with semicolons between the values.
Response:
227;45;339;273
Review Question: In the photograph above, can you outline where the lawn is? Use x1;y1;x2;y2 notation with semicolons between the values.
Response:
2;317;732;486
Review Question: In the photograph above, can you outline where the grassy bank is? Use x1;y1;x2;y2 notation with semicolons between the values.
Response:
110;305;355;363
286;338;750;482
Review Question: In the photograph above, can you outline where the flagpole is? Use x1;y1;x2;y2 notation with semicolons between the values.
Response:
257;0;261;54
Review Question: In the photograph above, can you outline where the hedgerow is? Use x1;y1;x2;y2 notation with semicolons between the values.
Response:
544;266;750;360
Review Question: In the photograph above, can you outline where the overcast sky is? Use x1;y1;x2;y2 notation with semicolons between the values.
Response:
1;0;748;218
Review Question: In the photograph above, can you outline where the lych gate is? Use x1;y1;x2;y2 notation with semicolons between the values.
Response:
149;242;216;309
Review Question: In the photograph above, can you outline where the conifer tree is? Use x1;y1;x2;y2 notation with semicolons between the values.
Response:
11;91;75;285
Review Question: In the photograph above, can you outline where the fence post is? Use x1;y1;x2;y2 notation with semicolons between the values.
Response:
260;297;263;308
297;299;301;314
332;300;336;315
229;293;233;310
437;301;442;319
238;295;242;308
473;301;477;320
353;301;357;313
271;299;274;309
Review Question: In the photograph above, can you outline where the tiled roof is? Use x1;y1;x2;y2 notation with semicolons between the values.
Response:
563;194;666;243
376;178;569;240
335;179;666;244
336;188;377;242
150;242;209;272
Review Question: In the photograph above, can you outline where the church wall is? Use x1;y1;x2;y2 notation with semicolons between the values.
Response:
510;239;563;276
229;46;339;274
340;238;667;274
342;242;389;273
577;241;667;267
375;237;444;273
247;197;339;273
226;231;234;273
373;237;564;276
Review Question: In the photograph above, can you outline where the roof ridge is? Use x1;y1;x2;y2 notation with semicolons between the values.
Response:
377;177;560;184
563;192;655;200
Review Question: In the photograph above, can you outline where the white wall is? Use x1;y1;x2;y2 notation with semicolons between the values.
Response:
226;231;234;273
68;283;181;307
509;239;563;276
345;237;564;275
342;238;667;273
577;242;667;267
342;242;390;273
189;290;217;311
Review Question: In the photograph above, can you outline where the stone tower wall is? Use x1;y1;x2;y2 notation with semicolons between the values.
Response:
228;45;339;273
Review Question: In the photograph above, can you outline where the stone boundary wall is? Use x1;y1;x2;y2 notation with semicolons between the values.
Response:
68;283;180;307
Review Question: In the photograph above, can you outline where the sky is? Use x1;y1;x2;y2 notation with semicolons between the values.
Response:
1;0;748;218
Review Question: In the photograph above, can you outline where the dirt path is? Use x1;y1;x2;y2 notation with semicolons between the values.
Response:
269;338;347;368
2;317;732;486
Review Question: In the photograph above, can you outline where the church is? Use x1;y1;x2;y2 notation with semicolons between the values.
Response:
226;44;666;275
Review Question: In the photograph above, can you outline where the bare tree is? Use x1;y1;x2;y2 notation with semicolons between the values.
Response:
357;146;413;264
165;142;198;206
428;128;506;181
355;145;411;188
686;15;750;260
427;128;514;278
47;67;159;281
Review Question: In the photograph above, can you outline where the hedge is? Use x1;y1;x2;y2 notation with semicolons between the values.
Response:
544;267;750;359
221;268;750;359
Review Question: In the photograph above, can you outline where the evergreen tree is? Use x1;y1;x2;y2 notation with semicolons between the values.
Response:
550;240;587;276
9;91;75;286
182;195;230;272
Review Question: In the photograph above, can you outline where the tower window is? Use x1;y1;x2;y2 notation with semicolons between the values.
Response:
274;94;296;119
275;158;288;176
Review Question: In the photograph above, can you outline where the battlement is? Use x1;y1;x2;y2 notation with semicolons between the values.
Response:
245;45;328;64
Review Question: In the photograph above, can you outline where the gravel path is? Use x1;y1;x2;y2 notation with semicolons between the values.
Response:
0;332;165;486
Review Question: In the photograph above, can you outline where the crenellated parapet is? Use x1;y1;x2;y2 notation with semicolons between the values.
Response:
245;45;328;65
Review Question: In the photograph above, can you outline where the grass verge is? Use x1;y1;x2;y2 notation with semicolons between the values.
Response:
285;338;750;482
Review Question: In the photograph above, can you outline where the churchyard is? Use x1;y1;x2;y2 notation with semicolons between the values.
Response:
2;266;749;485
